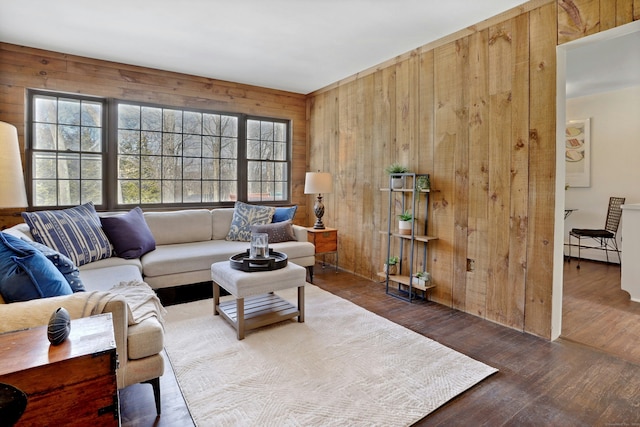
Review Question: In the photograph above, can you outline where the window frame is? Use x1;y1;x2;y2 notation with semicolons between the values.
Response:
26;90;109;210
26;90;293;211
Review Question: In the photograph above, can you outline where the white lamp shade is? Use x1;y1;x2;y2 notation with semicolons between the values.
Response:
304;172;333;194
0;121;28;208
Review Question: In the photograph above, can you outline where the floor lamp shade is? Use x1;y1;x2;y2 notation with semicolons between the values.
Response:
0;121;28;208
304;172;332;229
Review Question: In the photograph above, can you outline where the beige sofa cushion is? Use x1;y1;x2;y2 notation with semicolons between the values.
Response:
144;209;213;245
79;264;144;292
211;208;235;240
128;317;164;360
1;223;32;241
142;240;249;278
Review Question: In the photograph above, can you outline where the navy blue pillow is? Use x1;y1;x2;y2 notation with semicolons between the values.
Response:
272;206;298;223
24;239;86;292
100;207;156;259
0;232;72;303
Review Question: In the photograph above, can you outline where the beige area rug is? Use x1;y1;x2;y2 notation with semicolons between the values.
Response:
163;284;497;426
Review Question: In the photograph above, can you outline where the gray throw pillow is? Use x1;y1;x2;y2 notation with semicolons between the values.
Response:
250;220;297;243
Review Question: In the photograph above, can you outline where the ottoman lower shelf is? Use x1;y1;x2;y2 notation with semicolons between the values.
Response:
215;289;305;339
211;261;307;340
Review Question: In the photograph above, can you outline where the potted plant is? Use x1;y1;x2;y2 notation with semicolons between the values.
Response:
398;210;413;235
385;163;409;189
384;256;399;275
412;271;430;286
416;174;430;193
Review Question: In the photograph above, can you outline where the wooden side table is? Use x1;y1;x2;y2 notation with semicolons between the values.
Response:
306;227;338;273
0;314;119;426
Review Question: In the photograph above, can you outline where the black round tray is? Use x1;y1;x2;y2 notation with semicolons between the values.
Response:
229;249;288;272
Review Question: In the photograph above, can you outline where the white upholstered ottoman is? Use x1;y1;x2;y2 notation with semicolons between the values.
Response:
211;261;306;340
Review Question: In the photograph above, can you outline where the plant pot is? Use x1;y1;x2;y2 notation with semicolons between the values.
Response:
412;277;430;287
416;175;430;192
384;263;397;275
398;220;412;235
391;176;404;189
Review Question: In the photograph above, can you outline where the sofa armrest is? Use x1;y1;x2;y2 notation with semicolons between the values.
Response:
0;292;130;387
0;293;101;333
98;296;129;387
292;224;309;242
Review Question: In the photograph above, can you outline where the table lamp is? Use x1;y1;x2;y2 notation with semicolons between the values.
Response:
0;121;28;209
304;172;332;229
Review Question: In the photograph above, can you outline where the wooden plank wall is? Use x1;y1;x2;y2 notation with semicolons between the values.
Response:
0;43;308;229
307;0;638;339
558;0;640;43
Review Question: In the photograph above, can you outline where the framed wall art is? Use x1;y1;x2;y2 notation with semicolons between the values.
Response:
565;118;590;188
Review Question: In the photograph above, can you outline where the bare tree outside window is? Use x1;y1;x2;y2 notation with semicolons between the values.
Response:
116;103;242;205
31;94;103;207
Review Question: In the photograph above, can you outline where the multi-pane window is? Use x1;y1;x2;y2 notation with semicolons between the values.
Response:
115;102;240;205
30;93;105;207
27;91;291;209
246;118;289;202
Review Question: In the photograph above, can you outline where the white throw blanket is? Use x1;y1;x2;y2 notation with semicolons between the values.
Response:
84;281;166;326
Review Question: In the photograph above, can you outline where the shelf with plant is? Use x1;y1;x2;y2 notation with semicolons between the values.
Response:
383;256;399;275
376;272;436;291
384;163;409;189
397;210;413;235
380;167;437;302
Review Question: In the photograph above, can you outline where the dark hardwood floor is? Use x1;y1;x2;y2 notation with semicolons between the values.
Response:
120;259;640;426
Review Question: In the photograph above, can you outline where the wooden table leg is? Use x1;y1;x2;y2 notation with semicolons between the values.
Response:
298;285;305;323
236;297;245;340
213;282;220;316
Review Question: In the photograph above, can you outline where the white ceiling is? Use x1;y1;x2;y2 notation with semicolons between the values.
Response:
1;0;527;94
1;1;637;96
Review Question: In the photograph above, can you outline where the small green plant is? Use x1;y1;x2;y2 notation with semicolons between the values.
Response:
414;271;430;284
415;174;430;192
385;163;409;175
398;210;413;221
387;256;399;265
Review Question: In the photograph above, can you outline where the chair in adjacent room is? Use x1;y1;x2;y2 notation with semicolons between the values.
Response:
569;196;625;269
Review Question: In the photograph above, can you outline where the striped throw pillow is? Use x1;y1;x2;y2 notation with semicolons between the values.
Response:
21;202;113;266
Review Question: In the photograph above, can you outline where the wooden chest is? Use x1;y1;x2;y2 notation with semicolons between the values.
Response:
306;227;338;254
0;314;119;426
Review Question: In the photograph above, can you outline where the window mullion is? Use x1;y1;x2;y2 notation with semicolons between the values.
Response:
237;115;248;202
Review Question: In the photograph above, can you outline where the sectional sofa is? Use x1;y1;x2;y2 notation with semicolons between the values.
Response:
0;203;316;415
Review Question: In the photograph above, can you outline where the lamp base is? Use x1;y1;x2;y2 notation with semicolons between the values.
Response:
313;220;326;230
313;195;326;230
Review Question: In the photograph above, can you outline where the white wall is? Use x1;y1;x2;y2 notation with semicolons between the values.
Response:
565;85;640;262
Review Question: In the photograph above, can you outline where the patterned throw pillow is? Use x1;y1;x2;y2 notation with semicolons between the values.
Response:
250;220;297;243
21;202;113;267
226;201;276;242
23;240;86;292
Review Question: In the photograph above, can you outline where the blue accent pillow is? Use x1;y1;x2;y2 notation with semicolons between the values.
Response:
226;201;276;242
21;202;113;266
100;207;156;259
23;239;86;292
0;232;72;303
272;206;298;223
